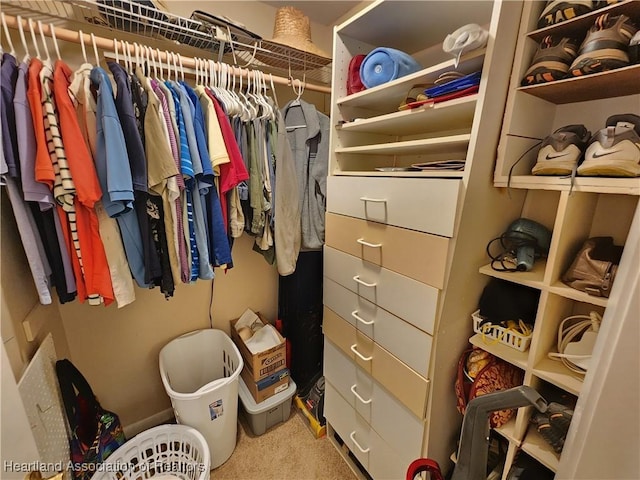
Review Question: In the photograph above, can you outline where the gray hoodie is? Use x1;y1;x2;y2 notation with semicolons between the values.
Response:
281;99;330;252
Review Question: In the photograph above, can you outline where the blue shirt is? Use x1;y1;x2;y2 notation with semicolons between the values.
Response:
91;67;148;287
90;67;134;216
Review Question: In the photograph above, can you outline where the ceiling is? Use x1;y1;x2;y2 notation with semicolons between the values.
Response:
260;1;365;26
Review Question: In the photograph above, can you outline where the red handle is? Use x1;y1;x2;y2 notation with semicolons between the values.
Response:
406;458;444;480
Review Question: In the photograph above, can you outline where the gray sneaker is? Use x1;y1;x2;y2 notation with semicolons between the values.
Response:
532;124;591;175
578;114;640;177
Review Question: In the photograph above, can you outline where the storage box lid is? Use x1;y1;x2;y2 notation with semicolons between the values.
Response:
239;376;297;414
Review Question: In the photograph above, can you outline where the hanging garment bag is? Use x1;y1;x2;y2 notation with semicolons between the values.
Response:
56;359;126;479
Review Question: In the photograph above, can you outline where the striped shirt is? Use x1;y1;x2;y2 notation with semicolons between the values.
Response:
151;79;189;283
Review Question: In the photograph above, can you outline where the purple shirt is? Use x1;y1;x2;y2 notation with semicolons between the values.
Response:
1;53;19;178
14;62;55;210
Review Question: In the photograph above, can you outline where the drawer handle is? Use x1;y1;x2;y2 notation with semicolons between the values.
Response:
351;384;372;404
353;275;377;288
359;196;387;203
351;310;374;326
357;238;382;248
349;431;370;454
350;344;373;362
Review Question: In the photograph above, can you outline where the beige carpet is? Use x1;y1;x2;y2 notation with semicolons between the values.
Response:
212;408;357;480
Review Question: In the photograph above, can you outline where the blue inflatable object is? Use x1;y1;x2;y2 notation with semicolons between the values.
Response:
360;47;422;88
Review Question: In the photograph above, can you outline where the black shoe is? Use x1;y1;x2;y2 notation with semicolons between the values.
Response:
531;412;566;453
547;402;574;436
538;1;594;29
521;36;578;86
569;13;638;76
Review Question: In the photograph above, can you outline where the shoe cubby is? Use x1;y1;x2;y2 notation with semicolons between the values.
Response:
531;293;605;395
518;378;578;472
494;0;640;194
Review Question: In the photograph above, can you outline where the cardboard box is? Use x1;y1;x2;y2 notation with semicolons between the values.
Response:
240;366;290;403
230;313;287;382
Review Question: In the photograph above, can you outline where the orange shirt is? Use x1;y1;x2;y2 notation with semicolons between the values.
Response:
27;58;55;188
54;60;114;306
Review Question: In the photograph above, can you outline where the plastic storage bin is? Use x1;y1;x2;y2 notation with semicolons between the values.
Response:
238;375;297;435
159;329;243;469
472;310;532;352
90;424;210;480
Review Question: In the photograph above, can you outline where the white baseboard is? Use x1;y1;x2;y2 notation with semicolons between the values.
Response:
123;407;175;438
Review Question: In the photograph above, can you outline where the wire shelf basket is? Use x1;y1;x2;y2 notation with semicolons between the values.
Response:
2;0;332;85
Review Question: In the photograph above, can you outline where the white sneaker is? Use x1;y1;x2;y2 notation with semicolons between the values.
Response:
578;114;640;177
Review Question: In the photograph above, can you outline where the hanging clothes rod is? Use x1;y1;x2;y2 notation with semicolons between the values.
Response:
2;13;332;94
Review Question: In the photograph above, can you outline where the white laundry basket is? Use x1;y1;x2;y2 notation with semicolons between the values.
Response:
159;329;243;469
90;424;210;480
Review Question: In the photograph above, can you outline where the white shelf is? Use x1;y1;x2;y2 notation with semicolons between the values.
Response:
335;134;470;156
469;334;529;370
331;170;464;178
336;51;486;113
517;64;640;104
339;95;478;136
533;358;584;396
527;0;640;42
548;282;608;308
494;418;520;446
478;261;546;290
521;426;561;472
494;175;640;196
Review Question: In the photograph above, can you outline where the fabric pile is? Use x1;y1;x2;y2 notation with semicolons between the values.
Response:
1;50;326;308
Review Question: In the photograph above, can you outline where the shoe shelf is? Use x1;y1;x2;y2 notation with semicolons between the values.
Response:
486;2;639;477
495;174;640;195
547;282;608;308
526;0;640;42
521;426;561;472
478;261;546;290
532;360;583;397
335;49;486;114
517;64;640;104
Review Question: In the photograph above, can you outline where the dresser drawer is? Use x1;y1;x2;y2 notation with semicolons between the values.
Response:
326;176;460;237
324;340;424;458
324;278;434;374
326;212;450;289
324;246;439;332
325;382;413;480
323;307;430;418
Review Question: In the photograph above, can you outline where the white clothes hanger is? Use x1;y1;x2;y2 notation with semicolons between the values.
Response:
90;33;100;66
177;53;185;83
134;43;142;73
113;38;119;65
156;48;165;81
50;24;61;61
16;15;30;63
124;41;132;72
269;73;280;113
148;46;158;78
37;21;51;63
78;30;87;64
1;13;16;58
28;19;41;60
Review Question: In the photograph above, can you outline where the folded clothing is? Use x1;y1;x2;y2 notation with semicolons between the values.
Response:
360;47;422;88
425;70;481;98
